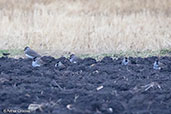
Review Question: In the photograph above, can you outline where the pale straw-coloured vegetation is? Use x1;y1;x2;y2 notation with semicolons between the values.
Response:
0;0;171;55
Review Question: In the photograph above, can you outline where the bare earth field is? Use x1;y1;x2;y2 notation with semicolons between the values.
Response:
0;1;171;114
0;56;171;114
0;0;171;54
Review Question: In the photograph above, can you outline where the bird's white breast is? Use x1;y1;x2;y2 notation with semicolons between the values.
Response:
32;61;40;67
25;54;34;59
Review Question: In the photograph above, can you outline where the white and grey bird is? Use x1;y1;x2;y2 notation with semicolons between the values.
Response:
55;61;66;70
24;46;41;59
153;59;161;70
69;54;80;63
121;57;129;65
32;57;44;67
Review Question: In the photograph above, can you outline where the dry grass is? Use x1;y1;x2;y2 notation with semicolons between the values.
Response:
0;0;171;55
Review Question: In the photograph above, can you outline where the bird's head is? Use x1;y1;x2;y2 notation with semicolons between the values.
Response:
33;57;37;61
125;57;128;62
70;54;75;59
155;58;159;63
24;46;30;51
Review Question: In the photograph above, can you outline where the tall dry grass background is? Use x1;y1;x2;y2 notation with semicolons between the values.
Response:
0;0;171;54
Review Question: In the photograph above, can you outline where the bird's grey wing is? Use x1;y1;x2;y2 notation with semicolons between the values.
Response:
26;49;41;57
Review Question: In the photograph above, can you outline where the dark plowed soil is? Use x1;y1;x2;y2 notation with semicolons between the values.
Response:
0;56;171;114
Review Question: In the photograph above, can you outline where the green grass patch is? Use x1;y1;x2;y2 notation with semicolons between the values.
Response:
0;49;171;58
0;49;23;57
79;49;171;59
0;49;9;56
160;49;171;55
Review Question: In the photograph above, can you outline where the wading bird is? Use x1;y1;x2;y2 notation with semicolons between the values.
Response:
121;57;129;65
69;54;81;64
55;61;66;70
153;59;161;70
24;46;41;59
32;57;44;67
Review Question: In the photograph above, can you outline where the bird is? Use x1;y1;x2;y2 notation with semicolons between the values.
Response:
32;57;44;67
55;61;66;70
2;52;10;57
153;59;161;70
69;54;80;63
24;46;41;59
121;57;129;65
